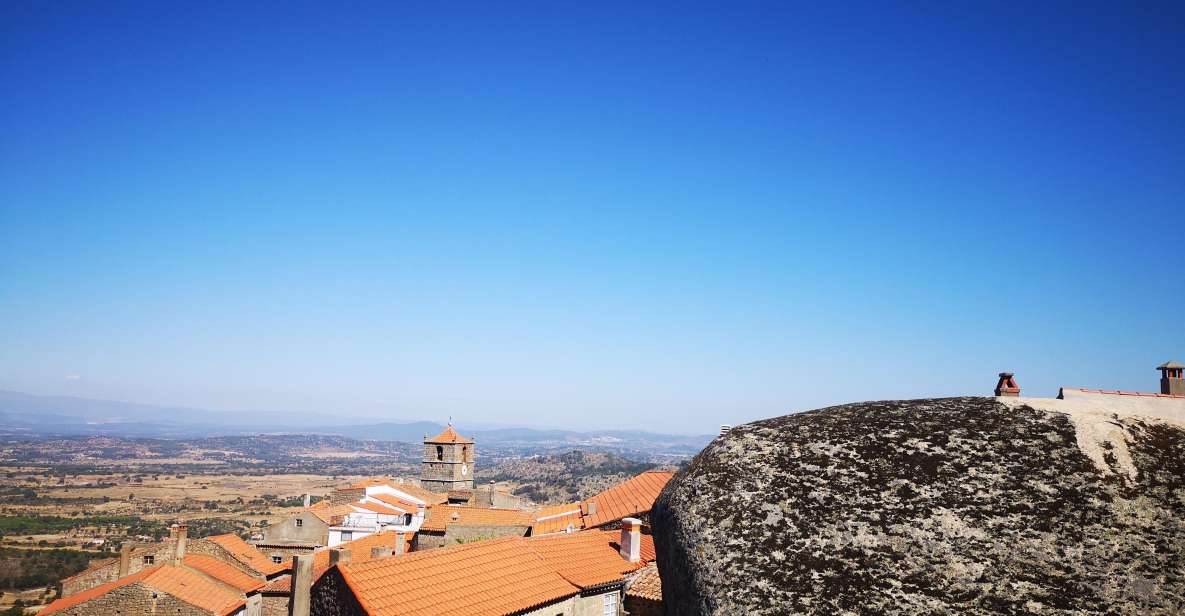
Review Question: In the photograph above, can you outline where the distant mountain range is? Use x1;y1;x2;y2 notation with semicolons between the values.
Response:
0;390;713;453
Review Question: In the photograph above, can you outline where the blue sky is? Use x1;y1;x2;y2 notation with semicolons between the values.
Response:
1;2;1182;433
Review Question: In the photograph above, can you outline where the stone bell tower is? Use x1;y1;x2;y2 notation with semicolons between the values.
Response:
421;424;475;492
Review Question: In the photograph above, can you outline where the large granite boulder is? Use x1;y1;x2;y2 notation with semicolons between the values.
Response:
651;396;1185;615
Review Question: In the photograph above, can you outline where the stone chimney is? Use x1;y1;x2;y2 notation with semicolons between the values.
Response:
619;518;642;563
172;524;187;563
118;542;133;577
394;535;405;555
289;554;313;616
1158;361;1184;395
329;547;350;567
302;493;311;508
994;372;1020;397
371;546;392;559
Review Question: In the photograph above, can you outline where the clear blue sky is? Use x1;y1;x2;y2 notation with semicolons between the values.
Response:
1;2;1182;433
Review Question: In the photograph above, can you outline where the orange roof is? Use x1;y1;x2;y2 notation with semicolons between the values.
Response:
307;501;353;524
626;562;662;601
426;425;473;444
582;470;674;528
264;531;412;593
206;534;287;576
348;477;395;489
390;483;449;505
338;537;575;615
43;566;157;614
531;503;584;536
43;565;245;616
352;501;405;515
183;554;265;593
370;493;421;512
530;530;652;588
420;505;532;532
334;530;656;615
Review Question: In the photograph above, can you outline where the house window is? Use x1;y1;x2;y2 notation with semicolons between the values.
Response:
272;555;283;564
602;591;618;616
142;555;154;565
340;531;353;541
295;518;303;527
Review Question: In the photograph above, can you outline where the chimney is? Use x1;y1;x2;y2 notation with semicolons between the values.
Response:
329;547;350;566
302;493;311;508
1158;361;1184;396
719;425;732;437
118;542;133;577
289;554;313;616
371;546;392;559
618;518;642;563
394;535;405;555
994;372;1020;397
173;524;187;563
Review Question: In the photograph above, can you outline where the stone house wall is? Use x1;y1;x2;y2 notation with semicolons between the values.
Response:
49;581;232;615
442;524;529;547
262;512;329;546
261;592;289;616
309;568;366;616
624;595;662;616
330;488;364;505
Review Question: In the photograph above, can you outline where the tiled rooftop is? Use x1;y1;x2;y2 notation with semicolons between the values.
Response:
182;553;265;593
625;562;662;601
352;501;405;516
207;533;287;576
420;505;532;532
42;565;245;616
262;530;411;593
581;470;674;528
369;492;421;512
426;425;473;444
531;503;584;536
335;529;656;615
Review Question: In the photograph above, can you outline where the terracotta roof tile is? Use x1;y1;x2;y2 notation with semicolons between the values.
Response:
420;505;532;533
334;529;656;615
183;553;265;593
425;425;473;444
626;562;662;601
338;537;574;616
206;534;287;576
581;470;674;528
307;501;353;524
43;565;245;616
264;531;412;593
531;503;584;536
387;483;448;505
42;566;157;614
530;530;652;589
370;493;421;511
352;501;405;515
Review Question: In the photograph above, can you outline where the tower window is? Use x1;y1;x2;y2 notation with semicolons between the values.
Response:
296;518;303;527
436;445;443;461
142;555;154;565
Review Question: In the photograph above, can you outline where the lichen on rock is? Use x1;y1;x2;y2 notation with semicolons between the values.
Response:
652;397;1185;615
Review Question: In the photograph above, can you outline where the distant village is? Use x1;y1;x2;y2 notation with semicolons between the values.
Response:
42;424;671;616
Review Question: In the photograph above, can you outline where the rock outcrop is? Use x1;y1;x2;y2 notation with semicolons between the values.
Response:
652;396;1185;615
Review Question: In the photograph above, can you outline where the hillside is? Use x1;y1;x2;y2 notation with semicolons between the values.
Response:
483;450;664;504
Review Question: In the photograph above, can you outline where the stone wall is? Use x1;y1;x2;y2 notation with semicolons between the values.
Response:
624;596;662;616
61;562;118;596
262;512;329;546
261;592;289;616
50;581;225;615
330;488;364;506
442;524;529;547
309;567;366;616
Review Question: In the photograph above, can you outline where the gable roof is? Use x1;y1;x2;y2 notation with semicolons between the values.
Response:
262;530;411;594
338;537;574;615
529;530;653;588
581;470;674;528
531;503;585;536
333;529;656;615
351;501;405;516
426;425;473;444
420;505;532;533
43;565;245;616
388;482;449;505
183;553;265;593
307;500;353;525
369;492;421;512
205;534;287;576
626;562;662;601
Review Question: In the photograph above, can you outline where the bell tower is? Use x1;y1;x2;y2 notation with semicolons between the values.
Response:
421;424;475;492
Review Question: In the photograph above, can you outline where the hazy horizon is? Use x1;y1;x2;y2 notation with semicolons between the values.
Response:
2;3;1183;434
